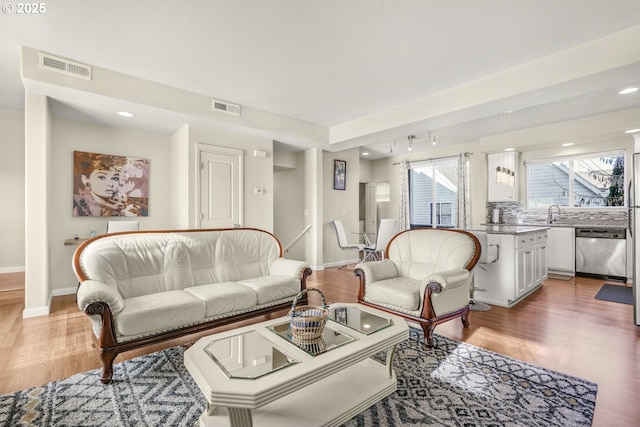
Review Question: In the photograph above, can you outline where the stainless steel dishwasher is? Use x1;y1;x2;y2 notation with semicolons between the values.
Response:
575;228;626;280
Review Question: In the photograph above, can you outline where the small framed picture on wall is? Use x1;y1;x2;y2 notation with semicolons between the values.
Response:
334;159;346;190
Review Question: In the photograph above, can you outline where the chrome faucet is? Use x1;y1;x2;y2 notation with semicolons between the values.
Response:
547;204;561;224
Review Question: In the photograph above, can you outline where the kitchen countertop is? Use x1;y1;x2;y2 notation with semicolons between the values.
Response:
476;225;550;235
504;222;628;229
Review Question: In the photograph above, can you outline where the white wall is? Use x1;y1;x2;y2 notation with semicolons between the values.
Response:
50;119;171;292
0;108;25;272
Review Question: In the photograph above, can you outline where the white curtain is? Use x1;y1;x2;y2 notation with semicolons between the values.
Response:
457;153;472;229
398;160;410;232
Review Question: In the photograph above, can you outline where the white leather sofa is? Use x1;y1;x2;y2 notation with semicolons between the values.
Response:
73;228;311;384
354;228;480;347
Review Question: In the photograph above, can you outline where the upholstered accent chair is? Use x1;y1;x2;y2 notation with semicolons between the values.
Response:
354;228;481;347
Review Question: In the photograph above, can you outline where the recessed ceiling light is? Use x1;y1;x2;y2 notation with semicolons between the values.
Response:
362;152;370;156
117;111;134;118
619;87;638;95
625;129;640;134
504;147;514;152
562;142;574;147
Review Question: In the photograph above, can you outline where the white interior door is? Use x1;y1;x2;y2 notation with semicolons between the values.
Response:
199;149;242;228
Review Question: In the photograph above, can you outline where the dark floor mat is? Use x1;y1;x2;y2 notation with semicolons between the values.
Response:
594;284;633;305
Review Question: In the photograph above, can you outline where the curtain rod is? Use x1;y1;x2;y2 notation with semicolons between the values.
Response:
392;152;473;166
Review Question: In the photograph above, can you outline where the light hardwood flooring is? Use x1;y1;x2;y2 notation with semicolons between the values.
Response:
1;269;638;426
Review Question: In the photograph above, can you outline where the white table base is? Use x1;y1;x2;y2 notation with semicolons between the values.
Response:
198;358;396;427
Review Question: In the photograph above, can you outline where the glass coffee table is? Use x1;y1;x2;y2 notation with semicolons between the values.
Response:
184;303;409;427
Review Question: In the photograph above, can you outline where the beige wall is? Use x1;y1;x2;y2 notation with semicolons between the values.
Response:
50;118;171;292
24;93;52;315
6;102;638;314
371;109;638;231
188;124;275;231
274;151;307;261
0;108;25;272
323;147;361;266
18;114;280;313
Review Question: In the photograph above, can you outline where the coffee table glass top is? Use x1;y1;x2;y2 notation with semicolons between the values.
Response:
328;306;393;335
268;321;356;357
204;330;300;379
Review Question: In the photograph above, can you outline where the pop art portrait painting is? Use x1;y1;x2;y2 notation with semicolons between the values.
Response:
72;151;149;217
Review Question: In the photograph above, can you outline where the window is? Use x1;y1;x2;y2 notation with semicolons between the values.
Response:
525;150;625;208
409;157;459;228
432;202;453;225
375;181;390;202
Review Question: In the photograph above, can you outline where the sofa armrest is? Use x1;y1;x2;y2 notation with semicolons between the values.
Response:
77;280;125;315
423;269;471;292
420;269;472;319
353;260;399;302
355;260;399;284
269;257;310;278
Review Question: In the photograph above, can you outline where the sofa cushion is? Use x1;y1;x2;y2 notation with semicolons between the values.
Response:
237;276;301;304
184;282;258;317
116;290;205;337
214;231;279;282
388;230;477;280
365;277;423;311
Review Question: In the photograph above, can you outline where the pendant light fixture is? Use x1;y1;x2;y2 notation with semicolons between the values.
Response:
495;111;515;187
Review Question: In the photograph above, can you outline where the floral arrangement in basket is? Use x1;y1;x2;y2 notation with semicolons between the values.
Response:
289;288;329;342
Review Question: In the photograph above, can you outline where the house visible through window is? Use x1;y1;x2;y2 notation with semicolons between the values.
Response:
409;157;459;228
432;202;453;225
525;150;625;208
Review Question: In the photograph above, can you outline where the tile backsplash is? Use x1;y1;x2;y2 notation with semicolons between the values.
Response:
486;201;629;227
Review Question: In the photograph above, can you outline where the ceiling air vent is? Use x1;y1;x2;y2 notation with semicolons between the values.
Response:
39;53;92;80
212;99;241;116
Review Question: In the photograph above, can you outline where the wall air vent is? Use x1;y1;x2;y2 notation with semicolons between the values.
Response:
39;53;92;80
212;99;241;116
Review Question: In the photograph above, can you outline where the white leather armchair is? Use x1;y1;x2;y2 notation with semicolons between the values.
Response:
354;228;481;347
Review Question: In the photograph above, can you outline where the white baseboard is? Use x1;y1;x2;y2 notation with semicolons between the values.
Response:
22;293;52;318
53;286;78;296
0;266;25;274
324;259;361;269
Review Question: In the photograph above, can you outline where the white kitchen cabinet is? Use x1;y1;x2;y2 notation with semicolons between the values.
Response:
473;230;547;308
487;152;519;202
535;239;548;284
516;247;534;296
547;227;575;273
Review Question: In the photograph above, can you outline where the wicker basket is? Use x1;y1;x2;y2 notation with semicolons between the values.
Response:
292;337;328;355
289;288;329;342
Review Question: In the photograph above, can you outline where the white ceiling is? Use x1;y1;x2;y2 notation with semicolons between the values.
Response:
2;0;640;159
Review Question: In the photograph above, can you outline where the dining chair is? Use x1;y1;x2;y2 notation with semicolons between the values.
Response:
363;218;397;261
106;220;140;234
332;220;373;264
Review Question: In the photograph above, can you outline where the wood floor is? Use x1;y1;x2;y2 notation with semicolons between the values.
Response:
1;269;638;426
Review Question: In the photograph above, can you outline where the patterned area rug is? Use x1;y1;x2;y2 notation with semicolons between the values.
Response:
345;329;597;426
0;329;597;426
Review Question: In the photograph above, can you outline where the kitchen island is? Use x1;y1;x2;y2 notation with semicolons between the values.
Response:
470;225;550;308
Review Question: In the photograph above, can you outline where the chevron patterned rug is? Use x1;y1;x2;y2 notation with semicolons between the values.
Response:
0;328;596;427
